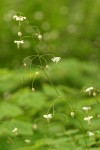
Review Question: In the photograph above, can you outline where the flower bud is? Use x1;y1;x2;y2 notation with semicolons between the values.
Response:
18;32;22;37
38;34;42;40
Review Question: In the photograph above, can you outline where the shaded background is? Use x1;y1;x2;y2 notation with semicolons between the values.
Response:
1;0;100;68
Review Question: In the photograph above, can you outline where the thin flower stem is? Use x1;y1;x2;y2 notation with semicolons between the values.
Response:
76;115;89;150
37;52;72;111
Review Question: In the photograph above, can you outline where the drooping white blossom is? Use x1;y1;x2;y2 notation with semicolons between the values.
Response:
82;106;91;113
87;131;94;137
84;116;93;125
14;40;24;48
85;87;94;96
12;127;18;133
43;114;53;122
51;57;61;63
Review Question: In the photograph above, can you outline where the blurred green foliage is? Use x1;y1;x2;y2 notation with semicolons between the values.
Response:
0;0;100;68
0;0;100;149
0;60;100;149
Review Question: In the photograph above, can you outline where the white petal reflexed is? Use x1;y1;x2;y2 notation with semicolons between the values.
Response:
25;139;31;143
85;87;93;92
14;40;24;48
82;106;91;111
87;131;94;137
84;116;93;121
51;57;61;63
84;116;93;124
43;114;53;121
14;40;24;44
13;15;26;21
12;127;18;133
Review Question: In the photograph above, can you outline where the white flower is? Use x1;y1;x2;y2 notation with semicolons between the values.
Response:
14;40;24;48
24;139;31;143
13;15;26;21
82;106;91;113
71;112;75;117
43;114;52;122
84;116;93;124
51;57;61;63
85;87;94;96
85;87;93;92
38;34;42;40
12;127;18;133
13;15;17;19
87;131;94;137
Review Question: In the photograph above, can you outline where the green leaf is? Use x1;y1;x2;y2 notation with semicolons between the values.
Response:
0;102;23;120
11;89;46;110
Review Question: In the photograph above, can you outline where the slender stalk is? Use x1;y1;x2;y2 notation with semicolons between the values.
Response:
76;115;89;150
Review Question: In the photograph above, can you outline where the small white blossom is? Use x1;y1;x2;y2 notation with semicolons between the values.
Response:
38;34;42;40
14;40;24;48
87;131;94;137
84;116;93;125
12;127;18;133
51;57;61;63
87;131;94;140
85;87;94;96
71;112;75;117
13;15;26;21
43;114;52;122
24;139;31;144
82;106;91;113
